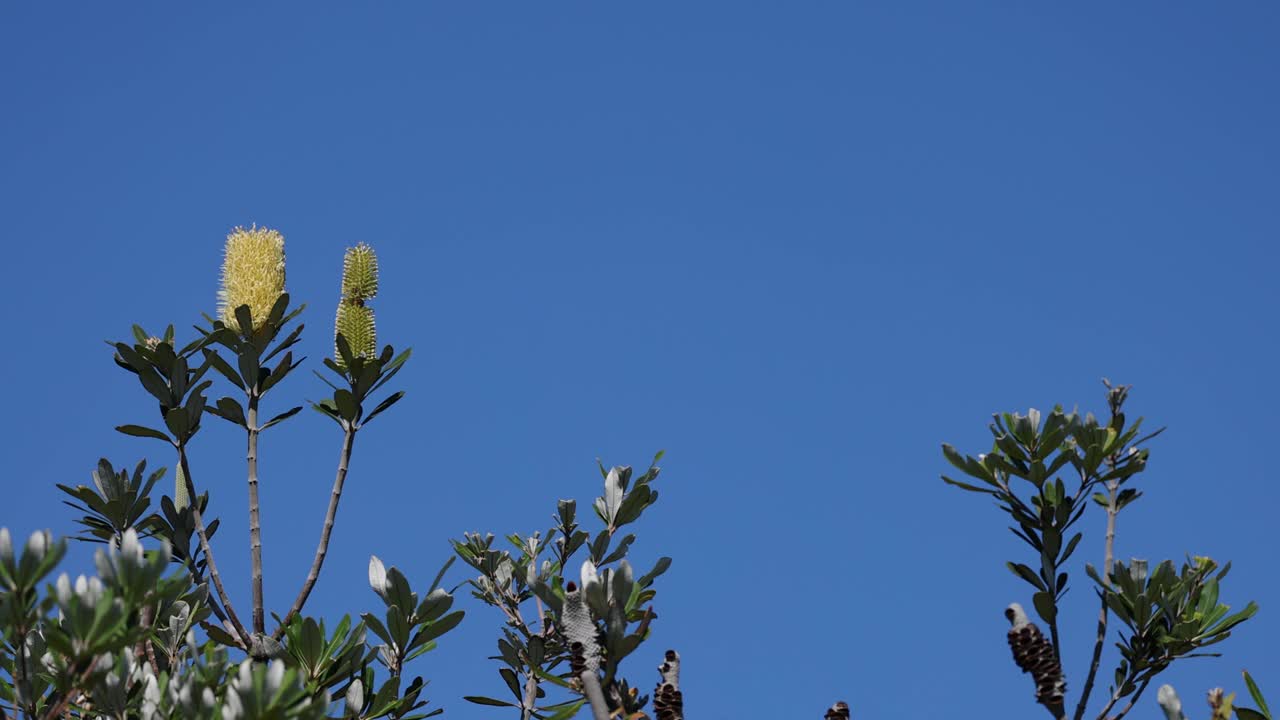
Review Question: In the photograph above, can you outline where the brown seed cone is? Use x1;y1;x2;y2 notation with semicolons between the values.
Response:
654;650;683;720
824;701;851;720
1007;620;1067;712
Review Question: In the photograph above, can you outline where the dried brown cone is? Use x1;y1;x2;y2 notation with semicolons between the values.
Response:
824;701;851;720
569;641;589;675
1005;603;1066;715
654;650;683;720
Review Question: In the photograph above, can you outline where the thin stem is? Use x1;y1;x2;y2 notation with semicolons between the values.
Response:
1099;676;1152;720
13;625;31;720
136;605;154;667
246;396;265;635
1074;481;1119;720
179;449;250;647
274;426;357;639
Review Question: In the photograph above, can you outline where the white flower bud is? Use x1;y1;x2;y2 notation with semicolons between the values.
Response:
580;560;599;590
26;530;49;560
55;573;73;605
0;528;13;567
344;679;364;717
368;556;389;601
266;659;285;694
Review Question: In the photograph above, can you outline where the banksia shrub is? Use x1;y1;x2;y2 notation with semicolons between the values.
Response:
334;243;379;366
218;225;286;332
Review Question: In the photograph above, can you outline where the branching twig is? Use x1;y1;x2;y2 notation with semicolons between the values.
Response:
1105;676;1152;720
274;426;357;638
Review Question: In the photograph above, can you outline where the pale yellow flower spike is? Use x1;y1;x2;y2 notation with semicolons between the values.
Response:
218;225;286;332
175;462;189;512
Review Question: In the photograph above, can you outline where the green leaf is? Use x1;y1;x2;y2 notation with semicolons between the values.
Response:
205;624;241;648
541;699;586;720
500;667;522;700
163;407;190;439
362;391;405;426
211;397;247;427
334;389;358;422
533;666;573;689
637;557;671;589
941;475;997;494
463;696;516;708
115;425;174;444
1237;709;1269;720
1243;671;1270;719
1032;591;1057;625
1007;562;1047;592
260;406;303;431
416;610;464;644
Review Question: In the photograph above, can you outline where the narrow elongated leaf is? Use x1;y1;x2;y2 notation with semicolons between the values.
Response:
1243;671;1270;718
116;425;174;444
463;696;516;708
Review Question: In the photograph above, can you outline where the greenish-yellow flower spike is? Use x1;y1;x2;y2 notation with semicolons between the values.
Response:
341;243;379;303
335;302;377;366
175;463;189;511
218;225;286;332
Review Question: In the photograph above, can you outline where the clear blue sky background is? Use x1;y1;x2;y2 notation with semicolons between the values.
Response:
2;3;1276;719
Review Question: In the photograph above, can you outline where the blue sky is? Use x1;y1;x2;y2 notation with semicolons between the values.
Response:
2;3;1277;718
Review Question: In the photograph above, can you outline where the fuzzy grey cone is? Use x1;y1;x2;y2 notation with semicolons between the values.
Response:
1005;603;1066;715
562;582;600;673
824;701;851;720
653;650;683;720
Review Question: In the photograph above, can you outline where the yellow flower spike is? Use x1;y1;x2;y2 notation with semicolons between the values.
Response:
217;225;286;333
341;242;379;303
334;302;377;366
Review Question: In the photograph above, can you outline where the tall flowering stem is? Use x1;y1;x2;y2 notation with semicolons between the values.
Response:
206;224;305;641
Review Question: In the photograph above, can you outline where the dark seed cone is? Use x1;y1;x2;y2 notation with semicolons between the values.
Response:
824;701;851;720
1005;604;1067;715
654;650;683;720
569;641;589;675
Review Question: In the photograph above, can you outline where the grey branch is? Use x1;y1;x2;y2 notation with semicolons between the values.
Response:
246;400;265;635
274;427;357;639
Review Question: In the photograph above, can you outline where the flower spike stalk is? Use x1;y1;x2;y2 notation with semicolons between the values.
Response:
276;242;388;639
